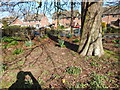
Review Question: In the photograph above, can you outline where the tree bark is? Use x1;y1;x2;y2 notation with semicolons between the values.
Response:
57;0;60;30
70;0;74;34
78;1;104;57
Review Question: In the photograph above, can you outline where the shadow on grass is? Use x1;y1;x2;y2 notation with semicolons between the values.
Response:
48;34;79;52
9;71;42;90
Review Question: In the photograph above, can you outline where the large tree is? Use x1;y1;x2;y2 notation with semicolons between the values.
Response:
78;0;104;57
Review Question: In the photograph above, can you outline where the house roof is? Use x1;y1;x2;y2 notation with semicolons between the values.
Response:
11;19;23;25
52;10;81;19
103;5;120;15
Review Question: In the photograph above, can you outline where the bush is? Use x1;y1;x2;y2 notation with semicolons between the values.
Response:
42;35;49;39
106;27;120;33
111;27;120;33
3;25;21;36
66;33;72;38
112;40;120;43
106;27;112;33
58;39;65;47
58;25;64;29
102;22;106;29
12;49;23;55
72;39;79;43
49;30;61;36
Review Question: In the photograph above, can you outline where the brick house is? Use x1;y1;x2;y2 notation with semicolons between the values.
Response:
102;6;120;27
52;10;81;28
52;6;120;28
11;19;23;26
10;14;50;28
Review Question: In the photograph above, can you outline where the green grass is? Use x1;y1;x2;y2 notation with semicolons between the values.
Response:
112;40;120;43
114;44;120;48
2;41;18;49
104;33;120;35
53;74;61;78
58;39;66;47
89;73;108;88
104;50;116;55
1;37;14;43
25;41;34;47
90;62;100;67
2;64;8;71
1;36;26;43
65;66;82;75
12;49;24;55
42;35;49;39
8;41;19;46
75;82;88;88
66;34;72;38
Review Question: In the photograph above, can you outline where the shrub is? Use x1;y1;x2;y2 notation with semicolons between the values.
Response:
115;44;120;48
3;25;21;36
107;27;113;33
49;30;59;36
65;66;82;75
58;25;64;29
66;33;72;38
72;39;79;43
102;22;106;29
106;27;120;33
112;40;120;43
111;27;120;33
58;39;65;47
12;49;23;55
42;35;49;39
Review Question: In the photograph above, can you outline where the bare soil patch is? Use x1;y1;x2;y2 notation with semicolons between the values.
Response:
1;36;120;89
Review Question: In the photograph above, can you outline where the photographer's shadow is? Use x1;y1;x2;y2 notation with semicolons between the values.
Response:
9;71;42;90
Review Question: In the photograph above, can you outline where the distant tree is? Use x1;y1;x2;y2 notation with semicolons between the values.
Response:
70;0;74;34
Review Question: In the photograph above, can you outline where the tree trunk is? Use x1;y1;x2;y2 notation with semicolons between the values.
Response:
70;0;74;34
78;1;104;57
57;0;60;30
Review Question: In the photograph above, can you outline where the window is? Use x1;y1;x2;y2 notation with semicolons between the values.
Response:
66;23;69;26
36;24;39;27
66;17;69;20
112;15;117;17
102;15;105;17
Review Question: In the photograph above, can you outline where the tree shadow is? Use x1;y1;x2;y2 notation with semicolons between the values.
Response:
48;34;79;52
9;71;42;90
